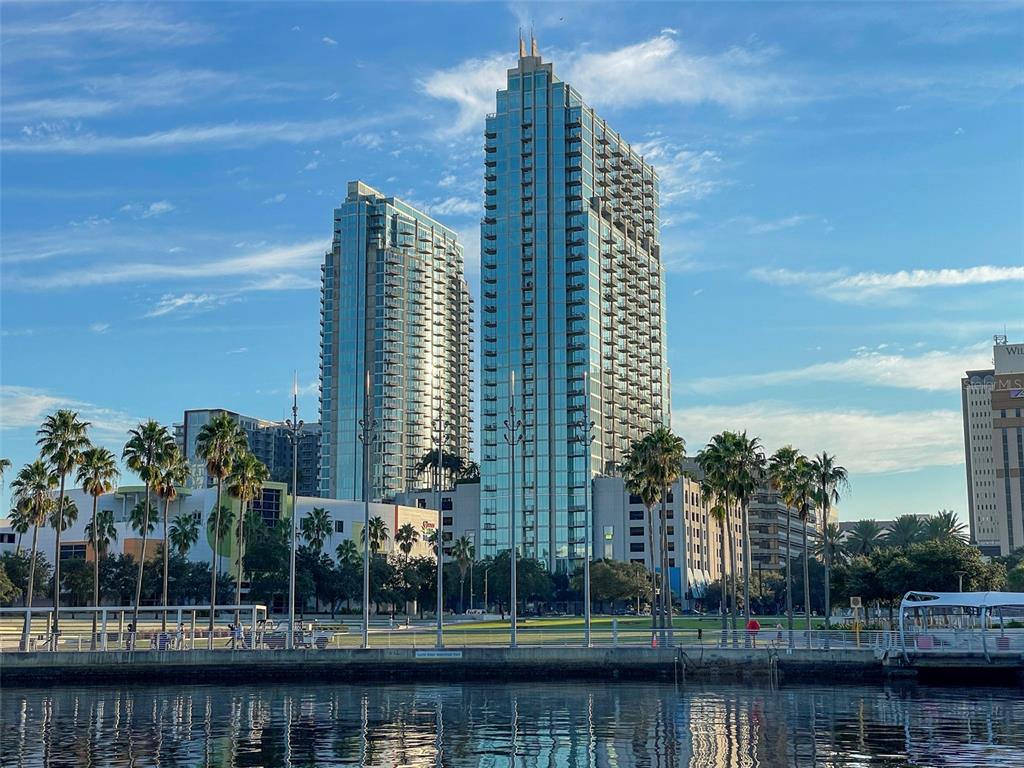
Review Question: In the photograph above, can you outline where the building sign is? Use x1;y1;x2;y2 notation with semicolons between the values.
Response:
994;344;1024;375
415;650;463;659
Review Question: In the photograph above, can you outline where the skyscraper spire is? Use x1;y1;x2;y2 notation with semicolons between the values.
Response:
531;31;538;57
519;28;526;57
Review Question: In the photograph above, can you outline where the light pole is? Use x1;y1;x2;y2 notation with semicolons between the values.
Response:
503;370;524;649
955;570;966;592
432;392;446;649
573;371;596;648
359;369;377;650
285;375;304;651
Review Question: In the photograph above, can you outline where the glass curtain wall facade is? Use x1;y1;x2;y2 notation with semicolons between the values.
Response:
320;181;473;501
480;45;669;572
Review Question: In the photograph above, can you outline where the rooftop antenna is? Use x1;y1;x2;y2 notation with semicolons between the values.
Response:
531;24;538;56
519;27;526;57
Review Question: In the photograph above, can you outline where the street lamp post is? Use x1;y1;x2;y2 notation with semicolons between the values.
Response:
503;370;524;649
285;375;304;651
573;371;596;648
433;393;446;649
358;370;377;650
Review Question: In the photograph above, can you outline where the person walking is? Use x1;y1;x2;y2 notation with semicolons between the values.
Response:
746;617;761;648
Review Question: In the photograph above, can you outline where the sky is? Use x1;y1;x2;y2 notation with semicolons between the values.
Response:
1;2;1022;524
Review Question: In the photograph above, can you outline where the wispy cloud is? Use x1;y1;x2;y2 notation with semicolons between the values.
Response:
89;322;110;334
145;292;227;318
9;239;329;290
425;196;479;217
3;116;388;155
746;214;811;235
751;265;1024;303
675;401;963;474
632;136;728;204
322;36;338;46
687;345;992;395
120;200;175;218
0;385;138;443
263;193;287;204
2;4;211;45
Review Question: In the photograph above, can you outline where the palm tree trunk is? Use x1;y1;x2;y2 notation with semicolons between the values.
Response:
824;539;832;631
646;504;657;631
52;474;66;649
209;481;222;649
235;498;247;626
91;494;100;650
22;521;41;650
786;505;794;646
15;532;23;557
661;490;673;639
742;498;751;633
727;505;738;637
162;496;171;633
132;484;151;644
802;515;811;641
718;514;728;642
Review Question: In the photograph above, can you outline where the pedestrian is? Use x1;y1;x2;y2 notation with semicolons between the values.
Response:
746;617;761;647
126;622;136;651
775;623;783;647
176;622;185;650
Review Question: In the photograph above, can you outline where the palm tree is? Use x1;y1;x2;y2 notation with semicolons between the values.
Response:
153;444;189;631
301;506;333;555
10;460;57;650
195;412;247;644
0;458;11;484
451;535;475;612
207;505;235;576
84;509;117;560
415;449;467;488
123;420;174;634
169;513;200;556
646;427;686;633
726;431;764;630
698;433;740;636
923;510;967;542
227;451;269;623
336;539;360;567
810;452;849;629
768;446;800;637
886;514;924;549
76;447;120;648
365;516;389;555
395;523;420;563
622;439;661;630
49;496;78;622
8;502;33;556
791;456;817;634
37;409;91;640
846;519;884;556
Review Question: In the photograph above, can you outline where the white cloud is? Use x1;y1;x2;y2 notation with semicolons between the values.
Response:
687;345;992;395
438;173;457;188
674;402;963;474
350;132;383;150
89;322;110;334
632;136;728;204
3;116;386;155
291;26;301;32
263;193;287;204
751;265;1024;303
419;54;510;135
322;36;337;46
10;239;328;290
2;5;210;45
120;200;175;218
324;92;339;102
145;292;225;318
303;160;319;171
0;385;138;443
427;196;479;217
747;214;811;234
227;347;248;355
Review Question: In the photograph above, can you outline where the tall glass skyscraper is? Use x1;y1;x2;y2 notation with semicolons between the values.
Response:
320;181;473;501
480;43;670;572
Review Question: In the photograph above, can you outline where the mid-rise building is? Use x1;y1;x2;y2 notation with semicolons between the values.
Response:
962;337;1024;555
479;40;669;573
320;181;473;502
174;409;321;497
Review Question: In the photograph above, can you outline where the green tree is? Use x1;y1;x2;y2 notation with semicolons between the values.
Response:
1007;563;1024;592
122;420;174;633
207;505;235;576
622;438;661;630
77;446;120;648
415;449;468;488
886;515;924;549
922;510;968;542
395;523;420;563
846;519;884;557
169;513;200;556
7;501;33;556
768;445;801;636
451;535;475;612
0;560;19;605
84;510;117;559
195;412;247;642
792;455;817;633
153;444;189;630
725;431;765;630
37;408;91;639
0;551;50;606
48;496;78;610
811;451;849;629
227;451;269;623
300;506;333;555
364;516;390;555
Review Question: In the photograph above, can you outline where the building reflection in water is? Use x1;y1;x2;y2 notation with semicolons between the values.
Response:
2;680;1023;767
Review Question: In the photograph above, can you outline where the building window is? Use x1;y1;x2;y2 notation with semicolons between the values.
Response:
629;510;644;521
629;526;644;537
60;543;87;560
443;516;453;527
0;533;14;544
417;498;427;509
334;520;344;534
628;493;642;504
629;542;645;553
442;497;453;511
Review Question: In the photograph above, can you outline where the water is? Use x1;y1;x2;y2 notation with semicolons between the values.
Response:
1;681;1022;767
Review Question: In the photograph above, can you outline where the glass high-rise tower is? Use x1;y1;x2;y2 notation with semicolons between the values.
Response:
480;42;670;572
320;181;473;501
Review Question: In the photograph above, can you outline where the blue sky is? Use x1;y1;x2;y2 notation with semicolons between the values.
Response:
1;2;1022;523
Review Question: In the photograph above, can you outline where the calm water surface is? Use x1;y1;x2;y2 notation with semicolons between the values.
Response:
1;680;1021;767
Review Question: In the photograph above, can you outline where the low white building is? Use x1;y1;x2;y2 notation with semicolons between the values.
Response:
0;481;435;576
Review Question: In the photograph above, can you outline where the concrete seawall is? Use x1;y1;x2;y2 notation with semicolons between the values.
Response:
0;646;889;687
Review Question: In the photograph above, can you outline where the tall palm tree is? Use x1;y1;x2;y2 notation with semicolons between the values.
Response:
76;447;120;649
791;456;817;634
49;496;78;614
37;409;91;640
364;516;389;555
698;433;739;635
300;506;333;554
646;427;686;633
207;505;235;576
923;510;967;542
622;440;661;631
336;539;360;567
153;444;189;631
395;522;420;563
415;449;467;489
169;513;200;557
8;502;33;556
810;452;849;629
846;519;884;556
0;458;11;484
886;514;924;549
227;451;269;623
451;535;475;612
768;446;800;638
123;420;174;634
10;460;57;650
195;412;247;645
84;509;117;560
699;474;730;638
727;431;764;630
